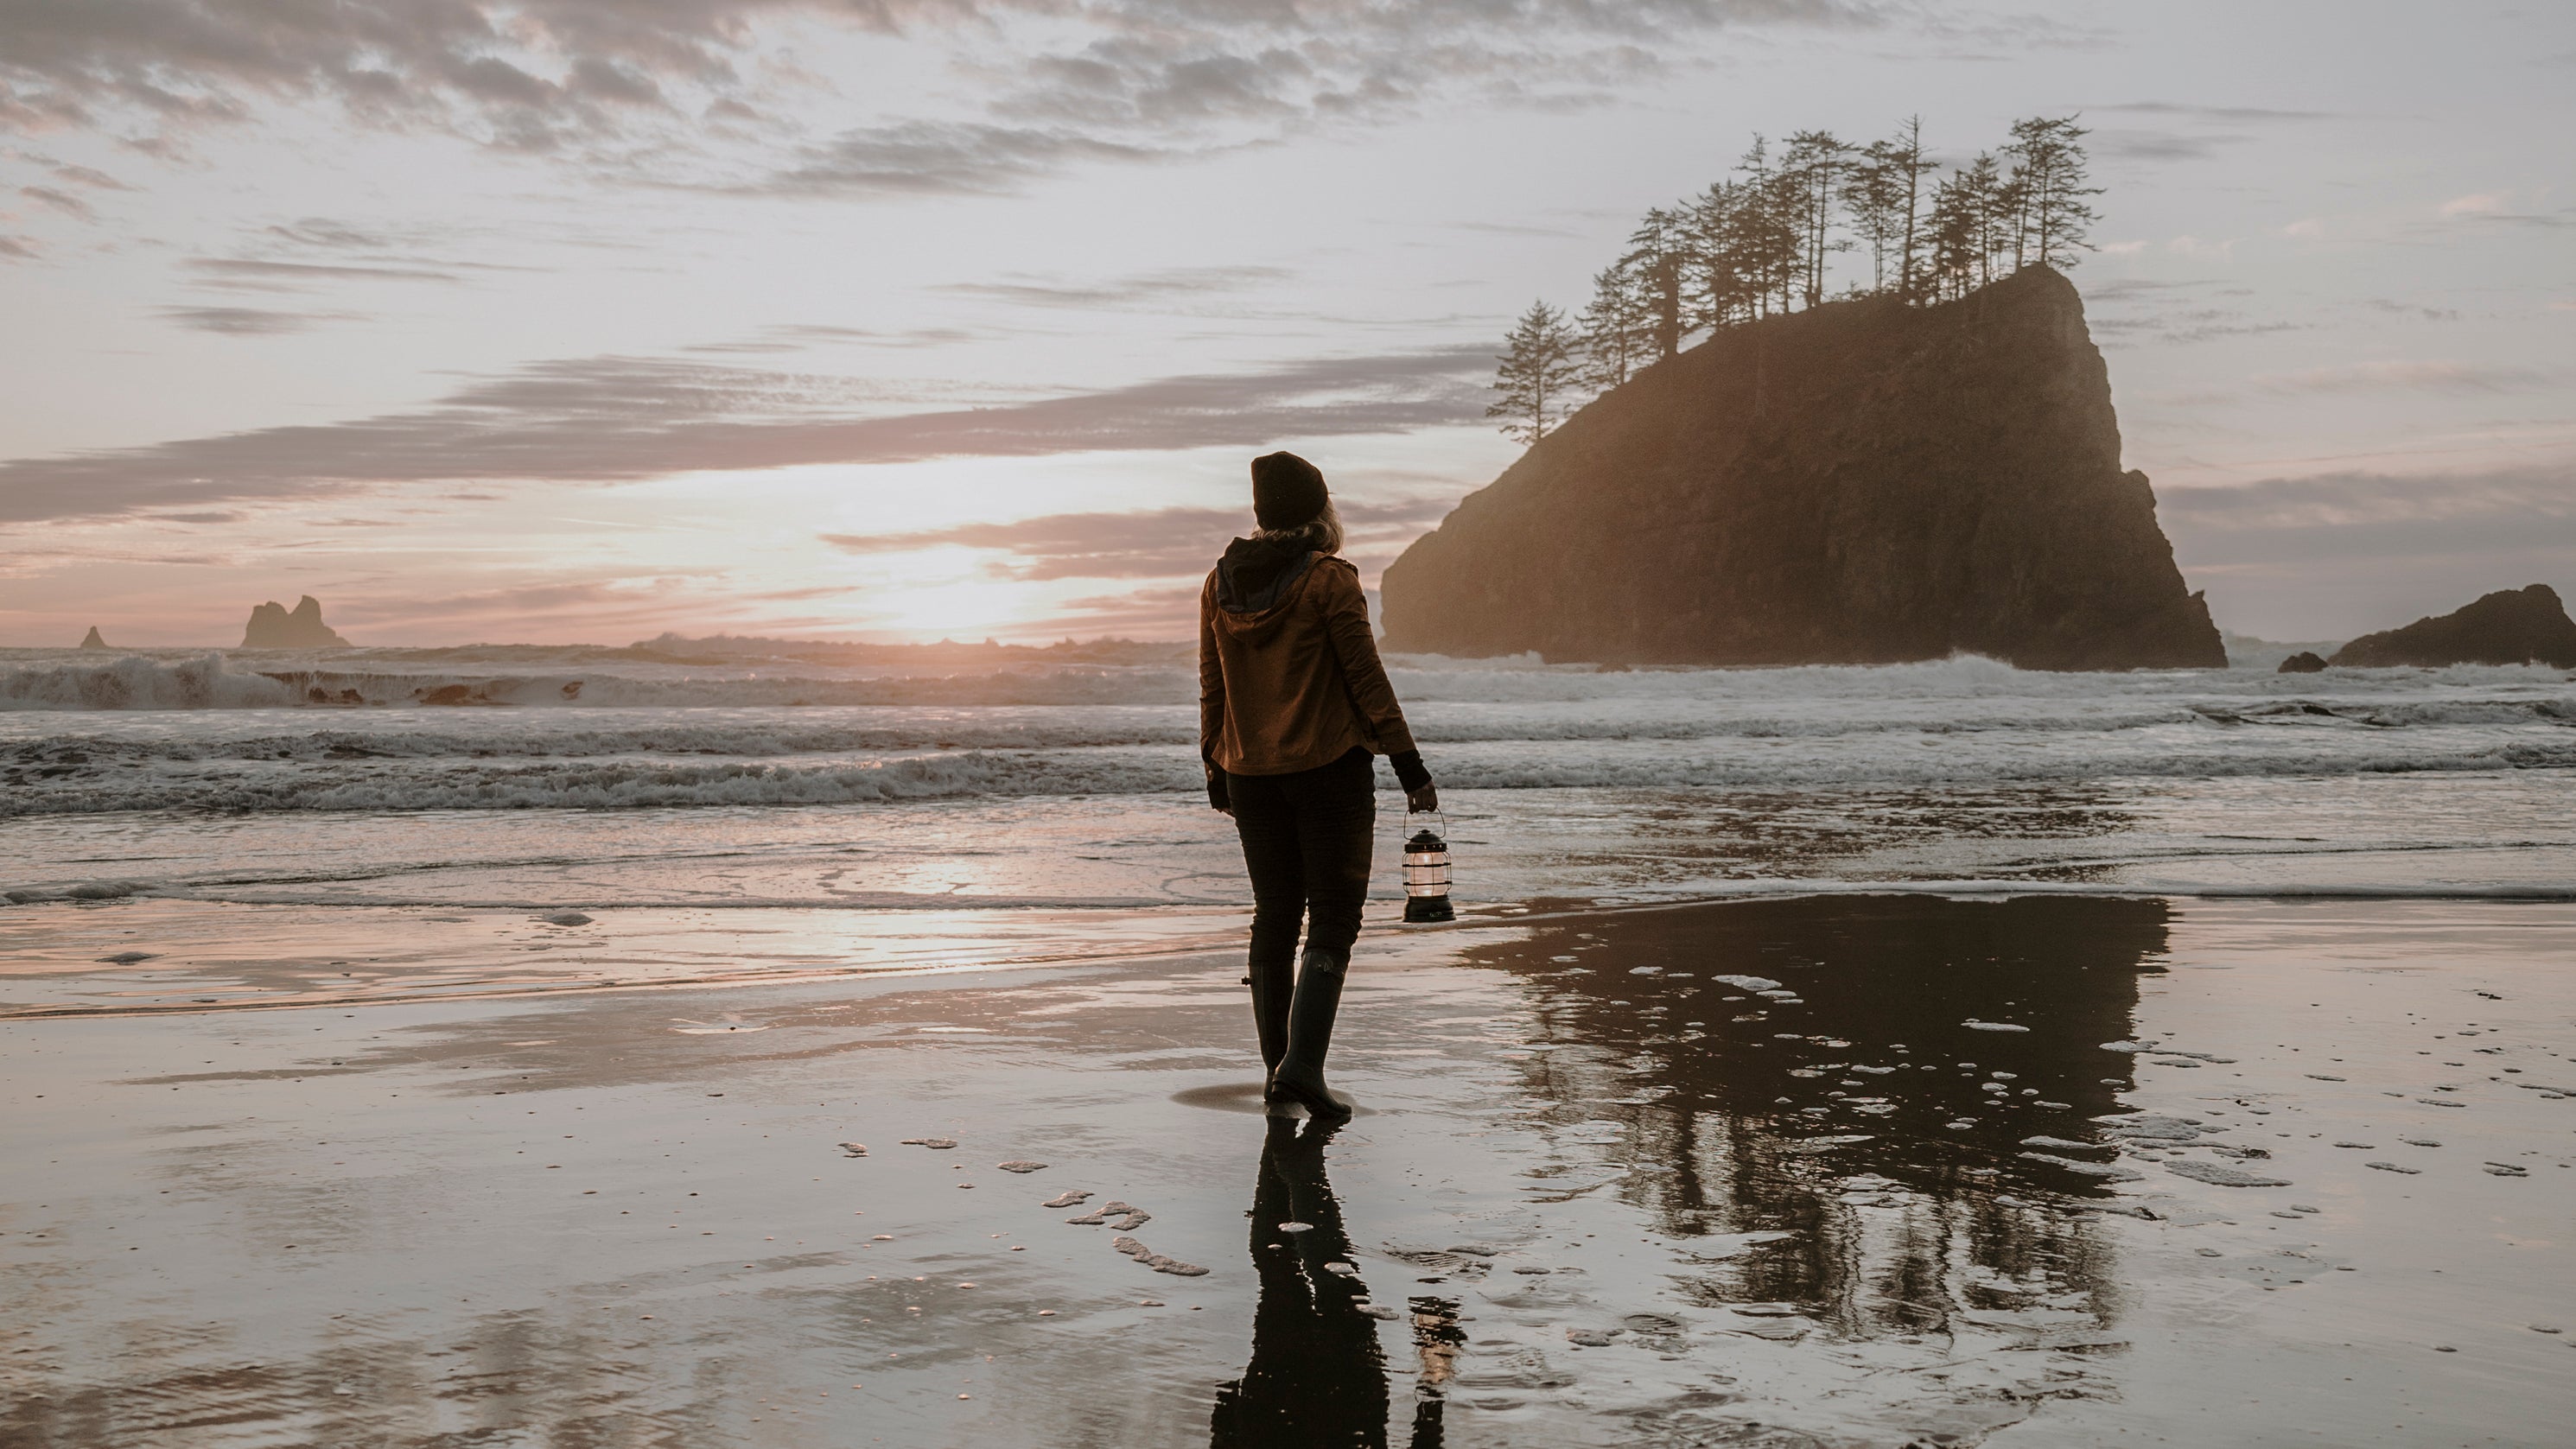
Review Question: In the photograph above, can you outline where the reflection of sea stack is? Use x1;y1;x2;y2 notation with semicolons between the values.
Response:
79;626;110;650
2328;584;2576;669
1381;266;2226;670
240;595;350;649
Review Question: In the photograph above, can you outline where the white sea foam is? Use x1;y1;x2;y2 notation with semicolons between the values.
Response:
0;645;2569;817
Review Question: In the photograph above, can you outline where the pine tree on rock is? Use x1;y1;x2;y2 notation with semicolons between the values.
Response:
1620;209;1690;359
1577;264;1652;393
1780;130;1852;308
1487;301;1583;447
2004;115;2102;269
1524;111;2109;406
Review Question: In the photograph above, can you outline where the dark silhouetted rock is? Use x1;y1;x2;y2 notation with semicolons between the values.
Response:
2276;651;2328;674
79;626;109;650
2327;585;2576;669
239;595;349;650
1380;266;2225;670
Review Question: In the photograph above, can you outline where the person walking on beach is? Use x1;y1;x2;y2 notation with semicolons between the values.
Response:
1200;451;1437;1121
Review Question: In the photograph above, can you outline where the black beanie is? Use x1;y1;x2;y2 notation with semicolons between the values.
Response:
1250;451;1327;531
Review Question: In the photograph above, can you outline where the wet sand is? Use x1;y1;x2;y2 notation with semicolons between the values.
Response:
4;895;2573;1447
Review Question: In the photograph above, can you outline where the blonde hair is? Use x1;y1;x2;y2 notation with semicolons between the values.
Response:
1250;496;1342;556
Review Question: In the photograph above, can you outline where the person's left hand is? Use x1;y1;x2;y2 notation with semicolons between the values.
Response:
1405;782;1439;814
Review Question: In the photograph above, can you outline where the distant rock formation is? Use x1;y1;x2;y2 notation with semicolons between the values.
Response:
1380;266;2226;670
2275;651;2328;674
2327;585;2576;669
79;626;109;650
240;595;350;650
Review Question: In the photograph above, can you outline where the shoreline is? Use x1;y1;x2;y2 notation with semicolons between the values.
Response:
5;893;2572;1446
16;874;2576;1024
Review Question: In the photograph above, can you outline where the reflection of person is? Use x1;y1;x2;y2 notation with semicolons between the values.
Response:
1199;451;1436;1120
1210;1118;1391;1447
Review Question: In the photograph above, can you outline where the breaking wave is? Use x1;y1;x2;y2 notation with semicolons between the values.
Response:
0;645;2569;817
5;647;2571;715
0;651;1186;712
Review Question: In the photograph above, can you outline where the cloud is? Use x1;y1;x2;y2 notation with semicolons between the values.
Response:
0;0;780;147
2081;276;2207;302
933;264;1292;309
2078;103;2328;165
1040;582;1204;636
333;579;693;626
0;232;37;260
751;119;1188;198
18;183;95;219
156;305;360;335
2160;462;2576;565
47;160;134;189
682;322;983;354
2458;209;2573;230
0;344;1492;523
182;257;462;289
6;1;1880;197
2087;129;2249;162
822;496;1452;579
2436;190;2572;229
826;505;1245;578
2248;360;2556;397
2358;297;2460;322
2092;101;2334;123
2088;296;2307;346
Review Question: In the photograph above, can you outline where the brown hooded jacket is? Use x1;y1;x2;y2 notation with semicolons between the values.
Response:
1199;543;1423;787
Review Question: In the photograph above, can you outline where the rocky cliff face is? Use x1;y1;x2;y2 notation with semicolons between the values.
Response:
1380;266;2225;670
2328;585;2576;668
240;595;350;650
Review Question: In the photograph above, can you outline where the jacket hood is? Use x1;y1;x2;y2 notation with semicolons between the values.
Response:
1214;535;1318;613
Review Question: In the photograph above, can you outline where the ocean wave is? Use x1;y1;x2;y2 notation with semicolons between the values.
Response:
7;729;2576;816
0;749;1182;816
7;647;2571;715
8;694;2570;767
0;652;1188;712
0;654;301;711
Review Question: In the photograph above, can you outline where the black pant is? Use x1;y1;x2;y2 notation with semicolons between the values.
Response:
1231;747;1376;963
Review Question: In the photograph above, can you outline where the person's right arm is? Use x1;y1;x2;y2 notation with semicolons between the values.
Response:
1197;574;1231;814
1315;562;1435;810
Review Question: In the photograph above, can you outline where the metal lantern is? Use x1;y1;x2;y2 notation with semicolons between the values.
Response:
1401;820;1455;924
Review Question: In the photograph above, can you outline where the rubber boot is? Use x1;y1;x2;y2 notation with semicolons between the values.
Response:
1270;946;1353;1121
1245;951;1293;1104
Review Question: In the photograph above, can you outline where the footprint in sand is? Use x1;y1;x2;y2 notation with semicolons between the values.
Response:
1067;1201;1151;1231
1113;1236;1208;1276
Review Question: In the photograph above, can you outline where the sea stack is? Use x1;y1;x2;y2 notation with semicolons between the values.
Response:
1380;266;2226;670
79;626;110;650
2327;585;2576;669
239;595;350;650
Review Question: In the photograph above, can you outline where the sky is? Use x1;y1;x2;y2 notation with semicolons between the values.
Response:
1;0;2570;648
